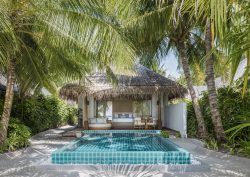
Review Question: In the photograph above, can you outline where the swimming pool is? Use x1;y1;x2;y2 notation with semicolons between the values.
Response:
52;130;191;164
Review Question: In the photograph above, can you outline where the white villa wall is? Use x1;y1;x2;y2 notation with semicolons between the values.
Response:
165;102;187;138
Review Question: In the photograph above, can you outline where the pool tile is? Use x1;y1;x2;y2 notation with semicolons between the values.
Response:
52;130;191;164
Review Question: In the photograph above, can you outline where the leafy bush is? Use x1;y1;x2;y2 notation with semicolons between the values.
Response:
187;87;250;156
238;140;250;157
204;138;218;150
225;122;250;157
66;107;78;125
0;94;77;135
0;142;8;153
10;94;77;134
22;96;63;133
176;132;181;138
187;88;250;138
187;101;198;137
226;122;250;139
0;119;31;152
0;94;77;152
160;130;169;138
7;119;31;151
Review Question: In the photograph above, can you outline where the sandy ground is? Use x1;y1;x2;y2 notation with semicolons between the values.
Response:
0;125;250;177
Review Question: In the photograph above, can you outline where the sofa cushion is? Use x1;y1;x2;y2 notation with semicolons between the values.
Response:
89;118;97;124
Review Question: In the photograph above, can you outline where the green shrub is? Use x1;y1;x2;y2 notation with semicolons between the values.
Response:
160;130;169;138
225;122;250;157
66;107;78;125
17;95;74;134
204;138;218;150
187;101;198;137
0;119;31;152
238;140;250;157
7;119;31;151
188;88;250;138
0;94;77;152
20;95;66;133
176;132;181;138
187;87;250;156
10;94;77;134
0;142;8;153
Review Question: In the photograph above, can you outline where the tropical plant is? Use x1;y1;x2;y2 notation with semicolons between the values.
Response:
226;1;250;95
187;87;250;137
204;138;218;150
160;130;169;138
0;119;31;152
66;107;78;125
0;0;136;144
139;57;167;76
124;0;208;138
226;122;250;140
226;121;250;157
0;93;77;135
173;0;229;142
238;140;250;157
176;74;187;86
170;24;208;139
15;95;77;134
187;87;250;156
123;0;171;75
205;19;227;142
6;119;31;151
176;132;181;138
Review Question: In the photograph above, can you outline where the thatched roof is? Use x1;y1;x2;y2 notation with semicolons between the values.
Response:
60;65;187;101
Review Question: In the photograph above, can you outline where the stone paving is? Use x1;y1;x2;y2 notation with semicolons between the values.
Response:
0;125;250;177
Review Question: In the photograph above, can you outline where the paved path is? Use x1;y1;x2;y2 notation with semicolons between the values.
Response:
0;126;250;177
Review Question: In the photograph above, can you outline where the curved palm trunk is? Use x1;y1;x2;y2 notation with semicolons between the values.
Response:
205;19;226;142
0;58;16;144
177;41;208;138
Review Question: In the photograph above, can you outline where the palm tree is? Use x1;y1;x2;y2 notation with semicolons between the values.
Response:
173;0;228;142
169;20;208;139
0;0;135;144
124;1;208;138
204;19;226;142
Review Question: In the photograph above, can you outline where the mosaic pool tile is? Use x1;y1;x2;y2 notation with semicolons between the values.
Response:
52;130;191;164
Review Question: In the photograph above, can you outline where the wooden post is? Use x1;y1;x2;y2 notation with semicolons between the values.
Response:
158;93;162;129
77;95;83;128
83;96;89;129
164;94;169;128
152;93;158;122
160;92;165;128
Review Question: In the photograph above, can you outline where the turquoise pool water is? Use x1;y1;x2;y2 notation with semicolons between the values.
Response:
52;130;191;164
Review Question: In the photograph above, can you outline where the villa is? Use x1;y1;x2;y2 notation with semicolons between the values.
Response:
60;65;188;137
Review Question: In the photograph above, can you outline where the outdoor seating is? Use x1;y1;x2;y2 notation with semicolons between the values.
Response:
147;118;157;129
88;118;112;130
134;117;145;129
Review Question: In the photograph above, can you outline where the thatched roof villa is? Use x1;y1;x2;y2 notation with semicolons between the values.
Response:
60;65;188;136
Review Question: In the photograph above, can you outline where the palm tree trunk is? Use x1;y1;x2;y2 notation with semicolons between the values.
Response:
205;19;226;142
177;41;208;139
0;58;16;144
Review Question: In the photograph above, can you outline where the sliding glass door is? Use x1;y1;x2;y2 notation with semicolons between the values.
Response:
133;100;152;118
96;101;112;118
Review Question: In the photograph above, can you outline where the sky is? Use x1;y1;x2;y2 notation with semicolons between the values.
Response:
161;51;181;79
